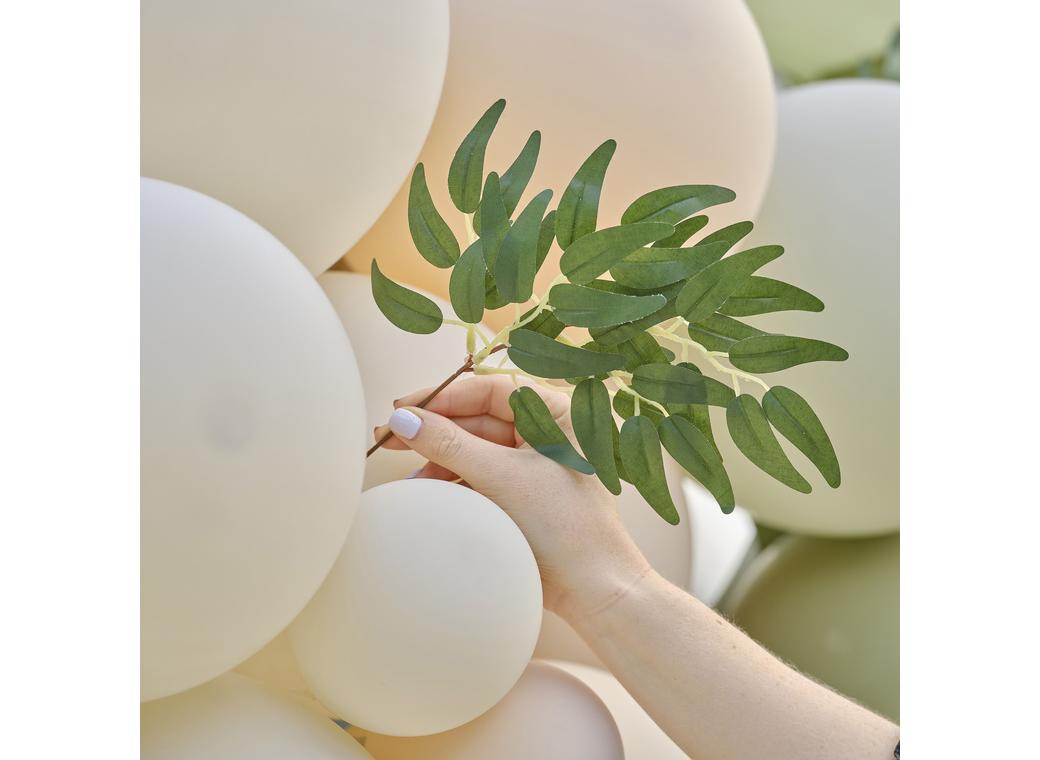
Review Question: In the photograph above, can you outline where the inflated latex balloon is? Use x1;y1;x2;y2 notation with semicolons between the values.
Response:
683;478;758;607
723;534;899;720
747;0;899;82
141;178;366;701
547;660;688;760
718;80;899;537
234;631;309;697
142;673;372;759
289;479;543;736
142;0;449;274
344;0;775;329
352;662;623;760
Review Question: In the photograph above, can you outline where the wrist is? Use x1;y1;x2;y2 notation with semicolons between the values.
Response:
550;542;656;625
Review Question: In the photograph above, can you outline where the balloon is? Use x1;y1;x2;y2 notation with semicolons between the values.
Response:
142;673;372;759
723;534;899;720
234;631;309;697
547;660;688;760
717;80;899;536
141;179;366;700
288;479;543;736
344;0;776;330
352;661;623;760
142;0;449;274
682;478;758;607
747;0;899;82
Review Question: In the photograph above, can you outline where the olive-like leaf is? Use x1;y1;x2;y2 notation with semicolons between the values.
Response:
547;284;665;328
560;222;674;284
697;220;754;253
728;335;849;373
659;416;734;512
507;329;625;379
686;314;766;352
448;99;506;213
518;307;566;338
620;416;680;524
555;139;616;249
484;271;508;309
495;189;553;303
611;332;674;372
407;163;460;267
726;395;811;493
652;215;710;248
510;387;594;475
612;389;665;426
621;185;736;226
675;245;784;323
613;424;631;484
719;276;825;317
632;363;734;406
449;240;486;324
500;130;541;215
476;172;509;269
610;240;730;290
536;210;557;269
763;386;840;488
669;363;720;454
370;260;443;334
571;379;622;494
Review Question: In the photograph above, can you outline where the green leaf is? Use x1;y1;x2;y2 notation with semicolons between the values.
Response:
476;172;509;269
686;314;765;352
652;215;710;248
632;363;735;406
484;271;508;310
507;329;625;379
547;284;665;328
613;425;631;484
611;332;674;372
589;293;678;346
571;380;622;494
495;189;553;303
370;260;443;334
669;363;719;454
519;307;566;338
449;240;486;324
659;416;734;513
619;416;680;524
610;240;730;290
612;391;665;426
500;130;541;215
763;386;841;488
536;210;557;269
726;395;811;493
698;220;754;253
509;387;594;475
621;185;736;226
555;139;616;249
407;163;460;268
448;99;506;213
728;335;849;373
719;277;825;317
560;222;674;284
675;245;784;323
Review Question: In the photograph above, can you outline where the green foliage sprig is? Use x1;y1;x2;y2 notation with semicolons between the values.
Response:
370;100;848;522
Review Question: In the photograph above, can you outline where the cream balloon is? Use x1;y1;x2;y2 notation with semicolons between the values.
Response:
142;0;449;274
234;631;309;697
723;534;900;721
343;0;775;330
682;477;758;607
141;179;366;701
142;673;372;759
288;479;543;736
718;80;899;536
352;661;623;760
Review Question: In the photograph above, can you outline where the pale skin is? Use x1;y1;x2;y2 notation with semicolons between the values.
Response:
376;375;899;760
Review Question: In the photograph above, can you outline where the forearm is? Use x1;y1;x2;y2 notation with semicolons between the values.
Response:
565;569;899;760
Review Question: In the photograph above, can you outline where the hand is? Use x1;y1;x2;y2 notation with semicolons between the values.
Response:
374;375;652;620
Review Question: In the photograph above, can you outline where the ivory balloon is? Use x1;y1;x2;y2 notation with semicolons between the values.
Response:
142;0;449;274
718;80;899;536
352;661;623;760
344;0;775;329
142;673;372;759
288;479;543;736
682;477;758;607
234;631;309;697
723;534;900;720
141;179;366;701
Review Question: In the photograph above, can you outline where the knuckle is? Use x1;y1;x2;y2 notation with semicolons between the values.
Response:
431;425;463;462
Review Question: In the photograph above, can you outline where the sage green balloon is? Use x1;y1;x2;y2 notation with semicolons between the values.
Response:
723;534;899;720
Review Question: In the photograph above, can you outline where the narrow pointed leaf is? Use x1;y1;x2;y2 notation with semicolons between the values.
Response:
613;425;631;484
612;332;674;371
729;335;849;373
676;245;785;323
556;139;616;249
621;185;736;226
571;379;622;494
448;99;506;213
589;283;682;345
500;130;541;215
668;363;719;454
449;240;486;324
687;314;766;352
652;215;710;248
476;172;509;269
370;261;443;334
659;416;734;512
763;386;841;488
548;284;665;328
726;395;811;493
632;363;735;406
560;222;674;284
495;189;553;303
620;416;679;524
407;163;460;267
719;276;825;316
484;271;508;309
510;387;594;474
518;307;566;338
536;210;557;269
610;240;730;289
698;220;754;253
612;391;665;425
507;329;625;379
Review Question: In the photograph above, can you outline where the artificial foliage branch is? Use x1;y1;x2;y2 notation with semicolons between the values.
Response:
369;99;849;521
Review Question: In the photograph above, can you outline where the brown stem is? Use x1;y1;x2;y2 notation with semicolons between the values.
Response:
365;344;508;457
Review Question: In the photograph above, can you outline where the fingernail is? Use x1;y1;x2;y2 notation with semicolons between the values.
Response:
388;408;422;440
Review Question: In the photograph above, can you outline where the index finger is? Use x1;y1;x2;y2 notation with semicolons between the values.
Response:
394;374;570;422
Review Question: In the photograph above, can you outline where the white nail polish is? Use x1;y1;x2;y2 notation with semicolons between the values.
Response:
388;408;422;440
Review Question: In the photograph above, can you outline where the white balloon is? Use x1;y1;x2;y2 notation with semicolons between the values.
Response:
717;80;899;537
683;478;758;607
141;179;366;700
353;662;623;760
234;631;309;697
142;0;449;274
142;673;372;759
289;479;543;736
344;0;775;330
